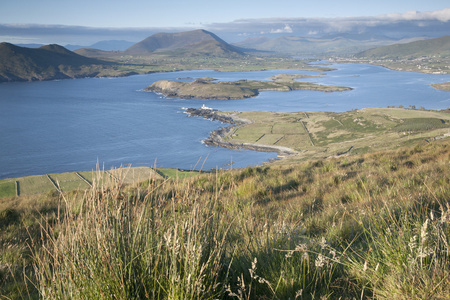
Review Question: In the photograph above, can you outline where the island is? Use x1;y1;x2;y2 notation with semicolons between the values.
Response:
145;74;352;100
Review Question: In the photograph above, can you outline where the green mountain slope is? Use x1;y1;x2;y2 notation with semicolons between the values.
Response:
233;34;420;55
0;43;110;82
124;29;243;56
355;35;450;59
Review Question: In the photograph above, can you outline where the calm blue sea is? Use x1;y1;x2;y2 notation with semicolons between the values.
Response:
1;64;450;179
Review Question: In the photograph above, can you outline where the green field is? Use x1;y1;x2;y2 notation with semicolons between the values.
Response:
49;172;88;192
0;180;15;197
155;168;204;179
0;167;167;197
110;54;335;73
17;175;55;196
218;108;450;161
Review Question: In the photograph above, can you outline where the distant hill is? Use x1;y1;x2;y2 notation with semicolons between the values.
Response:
233;34;426;56
15;43;45;48
355;35;450;59
73;48;121;58
124;29;243;56
64;44;88;51
0;43;110;82
66;40;135;51
90;40;135;51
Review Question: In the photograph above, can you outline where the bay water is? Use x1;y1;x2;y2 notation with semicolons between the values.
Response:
1;63;450;179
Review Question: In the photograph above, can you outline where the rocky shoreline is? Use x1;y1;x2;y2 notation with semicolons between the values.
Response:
185;107;297;159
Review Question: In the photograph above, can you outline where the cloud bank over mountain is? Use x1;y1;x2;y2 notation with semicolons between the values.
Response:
0;24;184;45
381;8;450;22
1;8;449;45
208;8;450;41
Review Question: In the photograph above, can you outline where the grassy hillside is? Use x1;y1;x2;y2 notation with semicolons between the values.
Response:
233;35;421;56
1;137;449;299
0;43;117;82
355;35;450;59
1;42;335;82
342;35;450;74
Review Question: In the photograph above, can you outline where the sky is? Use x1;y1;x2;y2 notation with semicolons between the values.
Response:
0;0;449;45
1;0;450;27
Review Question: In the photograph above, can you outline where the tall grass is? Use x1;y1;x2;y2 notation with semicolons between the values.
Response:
32;171;230;299
344;189;450;299
30;171;352;299
13;139;450;299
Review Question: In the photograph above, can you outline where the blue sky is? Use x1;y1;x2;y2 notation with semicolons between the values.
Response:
1;0;449;27
0;0;449;45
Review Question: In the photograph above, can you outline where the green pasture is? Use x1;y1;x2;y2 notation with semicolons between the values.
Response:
257;134;285;145
366;107;450;119
220;108;450;162
0;180;15;197
232;124;272;142
77;171;95;184
111;54;334;73
17;175;54;196
109;166;163;183
49;172;89;192
0;167;169;198
272;122;305;134
155;168;204;179
393;117;449;132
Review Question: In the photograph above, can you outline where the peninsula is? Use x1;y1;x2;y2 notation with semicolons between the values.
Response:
145;74;352;100
432;82;450;91
186;106;450;162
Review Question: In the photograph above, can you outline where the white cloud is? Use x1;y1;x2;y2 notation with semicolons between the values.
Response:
270;24;293;34
381;8;450;22
2;8;449;45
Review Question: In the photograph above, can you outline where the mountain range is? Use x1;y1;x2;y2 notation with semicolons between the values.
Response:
2;29;450;82
233;34;428;56
355;35;450;59
66;40;135;51
0;30;245;82
16;40;136;51
0;43;109;82
74;29;244;58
